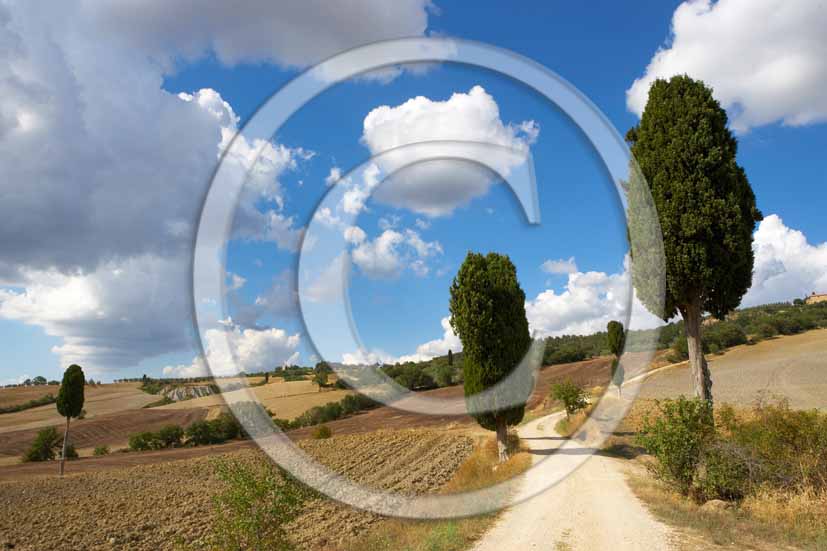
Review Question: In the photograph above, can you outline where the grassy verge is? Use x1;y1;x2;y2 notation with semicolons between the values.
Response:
607;399;827;550
333;434;532;551
627;469;827;550
553;403;595;437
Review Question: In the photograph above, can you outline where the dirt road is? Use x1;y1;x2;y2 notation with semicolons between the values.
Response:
472;407;673;551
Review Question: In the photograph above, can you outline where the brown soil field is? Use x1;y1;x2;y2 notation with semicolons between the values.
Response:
0;356;613;478
0;383;156;434
0;385;60;408
0;429;474;551
0;408;208;462
638;328;827;409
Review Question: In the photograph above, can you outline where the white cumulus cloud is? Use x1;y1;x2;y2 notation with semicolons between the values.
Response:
744;214;827;305
86;0;435;71
541;257;578;275
361;86;539;216
526;256;665;338
627;0;827;132
164;321;300;378
351;229;443;279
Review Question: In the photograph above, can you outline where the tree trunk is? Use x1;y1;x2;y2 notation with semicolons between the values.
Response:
495;418;509;463
683;299;713;403
60;416;69;476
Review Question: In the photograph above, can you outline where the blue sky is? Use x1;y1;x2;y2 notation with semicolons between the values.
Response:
1;1;825;382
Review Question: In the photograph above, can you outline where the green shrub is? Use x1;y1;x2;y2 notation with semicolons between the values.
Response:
636;397;715;495
210;412;242;441
22;427;61;462
64;443;79;460
754;322;777;339
272;418;292;431
229;401;272;438
726;401;827;490
704;321;747;350
340;395;361;416
693;440;751;501
93;445;110;456
209;458;315;550
312;425;332;439
129;431;162;451
550;380;588;419
185;420;220;446
157;424;184;448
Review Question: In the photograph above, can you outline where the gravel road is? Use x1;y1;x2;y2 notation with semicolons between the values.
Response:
472;405;674;551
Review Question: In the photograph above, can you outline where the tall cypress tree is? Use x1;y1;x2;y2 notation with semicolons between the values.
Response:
627;75;761;403
56;364;85;476
450;252;532;462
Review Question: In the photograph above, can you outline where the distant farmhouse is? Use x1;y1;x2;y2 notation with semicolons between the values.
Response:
805;291;827;305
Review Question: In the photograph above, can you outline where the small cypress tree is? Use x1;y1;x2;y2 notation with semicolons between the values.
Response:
56;364;85;476
607;320;626;396
447;349;453;367
450;252;532;462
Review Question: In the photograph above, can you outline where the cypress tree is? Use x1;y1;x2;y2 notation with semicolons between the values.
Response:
627;75;761;403
450;252;532;462
56;364;85;476
607;320;625;396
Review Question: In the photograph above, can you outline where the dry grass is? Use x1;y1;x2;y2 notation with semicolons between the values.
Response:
553;402;596;438
0;385;60;408
611;399;827;550
627;469;827;550
332;433;532;551
742;487;827;544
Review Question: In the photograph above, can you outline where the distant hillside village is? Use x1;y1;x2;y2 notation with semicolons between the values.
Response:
805;291;827;305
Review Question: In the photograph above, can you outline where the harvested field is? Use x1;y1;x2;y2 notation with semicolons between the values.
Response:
0;383;156;434
638;328;827;409
156;379;353;420
0;355;615;476
0;429;474;551
0;408;207;463
0;385;60;409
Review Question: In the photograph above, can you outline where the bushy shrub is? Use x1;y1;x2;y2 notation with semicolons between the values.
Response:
339;395;361;416
272;418;292;431
726;401;827;491
211;412;242;441
129;431;162;451
312;425;332;439
209;458;315;550
64;443;79;460
22;427;61;462
157;424;184;448
639;398;827;504
185;420;220;446
636;397;715;494
704;321;747;350
693;440;751;501
229;401;272;438
550;380;588;419
93;445;110;456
